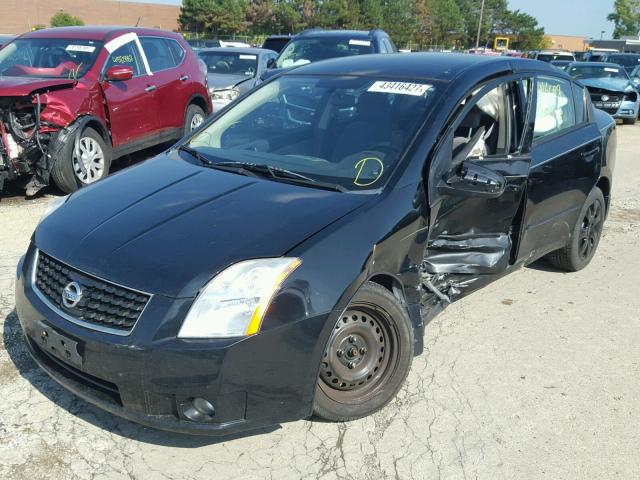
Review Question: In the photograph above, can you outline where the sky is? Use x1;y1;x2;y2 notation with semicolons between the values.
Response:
123;0;615;40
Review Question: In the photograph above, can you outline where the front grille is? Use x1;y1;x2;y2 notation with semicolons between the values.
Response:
34;251;150;333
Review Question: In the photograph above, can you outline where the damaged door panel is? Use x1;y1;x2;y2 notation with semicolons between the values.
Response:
421;77;533;306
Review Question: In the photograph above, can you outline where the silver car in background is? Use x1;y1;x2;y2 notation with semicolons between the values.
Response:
198;47;277;112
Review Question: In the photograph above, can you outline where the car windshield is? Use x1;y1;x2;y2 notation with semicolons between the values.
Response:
199;51;258;76
0;38;103;79
569;65;629;81
187;75;437;192
275;37;374;68
607;55;640;68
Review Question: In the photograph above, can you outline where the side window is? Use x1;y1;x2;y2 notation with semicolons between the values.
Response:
139;37;176;72
533;77;576;140
453;82;512;161
105;41;143;76
383;38;395;53
572;83;588;124
378;40;388;53
166;39;185;67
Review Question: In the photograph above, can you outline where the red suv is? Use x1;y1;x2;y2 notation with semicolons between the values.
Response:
0;27;211;195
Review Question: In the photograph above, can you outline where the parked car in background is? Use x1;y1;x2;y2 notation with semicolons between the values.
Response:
198;47;277;112
550;59;572;70
187;38;221;50
596;52;640;75
16;54;615;436
583;49;616;62
532;50;576;62
261;34;292;53
567;62;639;124
630;65;640;87
0;34;15;49
260;29;397;82
0;26;211;195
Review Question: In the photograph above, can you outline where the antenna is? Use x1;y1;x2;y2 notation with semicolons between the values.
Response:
135;16;141;27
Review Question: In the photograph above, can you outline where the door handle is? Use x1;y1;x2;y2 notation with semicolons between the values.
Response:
145;85;157;93
581;146;600;160
179;75;189;82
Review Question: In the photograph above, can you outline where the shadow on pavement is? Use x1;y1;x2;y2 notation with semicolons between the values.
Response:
2;308;279;447
524;258;569;274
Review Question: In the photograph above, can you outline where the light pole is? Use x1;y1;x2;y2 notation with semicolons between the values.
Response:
600;30;605;40
475;0;486;49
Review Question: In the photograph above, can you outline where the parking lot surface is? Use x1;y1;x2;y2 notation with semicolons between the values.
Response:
1;127;639;480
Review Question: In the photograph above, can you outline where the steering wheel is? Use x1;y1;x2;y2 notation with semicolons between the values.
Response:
41;47;72;68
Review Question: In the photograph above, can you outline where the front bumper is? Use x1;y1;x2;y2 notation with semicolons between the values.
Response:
15;247;329;436
210;97;232;113
593;100;639;120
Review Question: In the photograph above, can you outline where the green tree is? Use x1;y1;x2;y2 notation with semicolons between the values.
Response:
247;0;278;34
415;0;464;48
317;0;360;29
381;0;417;47
607;0;640;38
359;0;383;29
50;10;84;27
179;0;215;34
497;9;547;50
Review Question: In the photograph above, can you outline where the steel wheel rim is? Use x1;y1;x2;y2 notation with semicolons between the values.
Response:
72;136;105;184
579;199;603;260
319;305;398;403
190;113;204;131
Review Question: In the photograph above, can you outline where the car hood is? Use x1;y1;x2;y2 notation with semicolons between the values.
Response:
0;76;76;96
579;77;632;93
35;152;368;297
207;73;253;90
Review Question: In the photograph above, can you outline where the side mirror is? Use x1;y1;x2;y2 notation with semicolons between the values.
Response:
105;65;133;81
439;160;506;198
633;77;640;87
266;58;275;69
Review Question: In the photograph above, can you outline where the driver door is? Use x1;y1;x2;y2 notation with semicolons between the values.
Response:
423;77;533;301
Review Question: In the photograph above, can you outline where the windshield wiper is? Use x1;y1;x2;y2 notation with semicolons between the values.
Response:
178;144;214;165
215;161;348;192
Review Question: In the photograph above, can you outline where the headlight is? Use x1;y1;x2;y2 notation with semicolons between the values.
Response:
178;258;301;338
39;195;68;224
210;88;240;101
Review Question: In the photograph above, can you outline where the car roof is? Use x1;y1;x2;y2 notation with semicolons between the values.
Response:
296;29;384;39
265;35;293;39
288;53;560;82
197;47;274;55
568;62;624;68
20;26;181;42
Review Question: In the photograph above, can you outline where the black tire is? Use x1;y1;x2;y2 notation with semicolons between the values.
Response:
623;118;636;125
183;104;206;136
313;281;414;421
50;127;111;194
546;187;605;272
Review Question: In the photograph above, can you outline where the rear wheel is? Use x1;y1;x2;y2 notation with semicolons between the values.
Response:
546;187;605;272
313;282;414;421
184;104;205;136
51;126;111;193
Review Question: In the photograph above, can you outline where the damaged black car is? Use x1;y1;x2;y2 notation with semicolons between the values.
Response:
16;54;615;435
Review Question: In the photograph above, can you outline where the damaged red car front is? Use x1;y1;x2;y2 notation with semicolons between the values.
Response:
0;28;211;195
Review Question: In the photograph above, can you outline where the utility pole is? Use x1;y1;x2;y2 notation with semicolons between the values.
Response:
475;0;485;49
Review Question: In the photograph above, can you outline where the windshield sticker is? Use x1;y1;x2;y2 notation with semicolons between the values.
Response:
604;67;620;73
368;81;432;96
349;39;371;46
354;157;384;187
239;54;257;60
66;45;96;53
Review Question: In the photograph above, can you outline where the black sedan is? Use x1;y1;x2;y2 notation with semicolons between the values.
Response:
16;54;616;436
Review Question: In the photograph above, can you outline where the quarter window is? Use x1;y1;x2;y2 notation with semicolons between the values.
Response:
533;77;576;140
105;41;143;76
572;83;588;124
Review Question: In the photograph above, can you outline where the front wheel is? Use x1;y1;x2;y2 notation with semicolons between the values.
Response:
313;281;414;421
623;118;636;125
51;126;111;193
546;187;605;271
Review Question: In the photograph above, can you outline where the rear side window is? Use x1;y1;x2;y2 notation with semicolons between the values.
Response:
533;77;576;140
572;83;588;124
140;37;182;72
166;39;185;66
105;41;143;76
